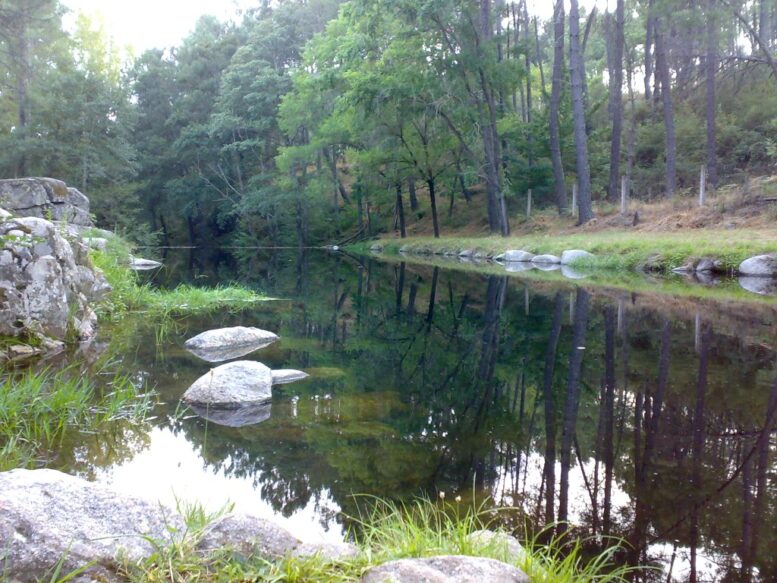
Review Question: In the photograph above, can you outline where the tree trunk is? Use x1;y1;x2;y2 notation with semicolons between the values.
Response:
607;0;624;203
654;18;677;197
549;0;568;214
644;0;655;102
395;181;406;238
408;177;419;211
427;177;440;238
706;0;718;187
568;0;595;223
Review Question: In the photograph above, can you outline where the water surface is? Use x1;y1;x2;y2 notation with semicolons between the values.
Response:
44;249;777;581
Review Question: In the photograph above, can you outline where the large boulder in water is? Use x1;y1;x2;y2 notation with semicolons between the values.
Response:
185;326;279;363
738;254;777;277
0;216;109;344
0;178;92;226
361;555;530;583
0;468;350;581
182;360;274;406
531;254;561;265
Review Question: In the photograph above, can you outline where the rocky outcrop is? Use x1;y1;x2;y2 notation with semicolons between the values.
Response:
185;326;279;363
0;468;356;581
182;360;274;406
0;178;92;226
738;254;777;277
360;555;530;583
0;215;110;348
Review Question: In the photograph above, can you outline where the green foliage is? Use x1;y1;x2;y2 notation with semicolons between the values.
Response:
0;367;153;470
125;494;633;583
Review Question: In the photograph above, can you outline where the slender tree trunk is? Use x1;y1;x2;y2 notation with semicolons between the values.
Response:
549;0;568;214
654;18;676;197
427;177;440;238
607;0;624;203
568;0;595;223
395;181;406;238
706;0;718;187
408;177;419;211
644;0;655;102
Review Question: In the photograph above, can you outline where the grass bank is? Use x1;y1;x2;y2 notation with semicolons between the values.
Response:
91;237;267;322
352;229;777;273
123;497;635;583
0;367;153;470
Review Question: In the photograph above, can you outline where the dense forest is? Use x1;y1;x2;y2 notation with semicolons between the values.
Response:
2;0;777;246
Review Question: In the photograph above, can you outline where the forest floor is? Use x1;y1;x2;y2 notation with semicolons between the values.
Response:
361;175;777;272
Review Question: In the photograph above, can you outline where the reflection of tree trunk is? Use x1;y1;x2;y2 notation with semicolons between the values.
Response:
690;322;710;583
395;262;406;317
750;378;777;569
543;293;565;527
558;288;590;529
643;320;671;469
602;306;616;536
478;276;508;383
426;267;439;326
407;281;418;321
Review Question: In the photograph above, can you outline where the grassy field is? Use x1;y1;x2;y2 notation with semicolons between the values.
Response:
353;229;777;273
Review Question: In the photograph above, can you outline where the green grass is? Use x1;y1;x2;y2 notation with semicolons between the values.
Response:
123;496;637;583
0;367;154;470
354;229;777;273
91;238;267;323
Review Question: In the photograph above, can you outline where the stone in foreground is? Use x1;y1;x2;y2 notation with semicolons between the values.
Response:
185;326;279;363
560;249;594;265
738;254;777;277
272;369;310;385
360;555;530;583
129;257;163;271
467;530;525;560
531;254;561;265
0;468;350;581
182;360;273;406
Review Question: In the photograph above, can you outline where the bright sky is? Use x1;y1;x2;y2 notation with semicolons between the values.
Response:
61;0;601;55
61;0;256;54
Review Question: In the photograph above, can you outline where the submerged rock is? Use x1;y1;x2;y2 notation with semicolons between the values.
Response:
0;468;350;581
187;400;273;427
504;262;535;273
560;249;594;265
561;265;588;279
185;326;279;363
129;257;163;271
531;254;561;265
271;369;310;385
738;254;777;277
360;555;530;583
182;360;273;406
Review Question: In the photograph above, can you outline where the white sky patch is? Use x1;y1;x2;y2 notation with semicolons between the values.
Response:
61;0;255;54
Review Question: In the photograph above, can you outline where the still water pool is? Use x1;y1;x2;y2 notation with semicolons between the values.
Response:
40;249;777;581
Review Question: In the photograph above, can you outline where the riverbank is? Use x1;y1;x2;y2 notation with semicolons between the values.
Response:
351;229;777;273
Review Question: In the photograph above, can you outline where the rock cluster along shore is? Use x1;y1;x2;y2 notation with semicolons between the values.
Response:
370;243;777;295
0;469;532;582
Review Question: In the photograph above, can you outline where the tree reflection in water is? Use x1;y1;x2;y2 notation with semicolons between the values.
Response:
93;249;777;581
